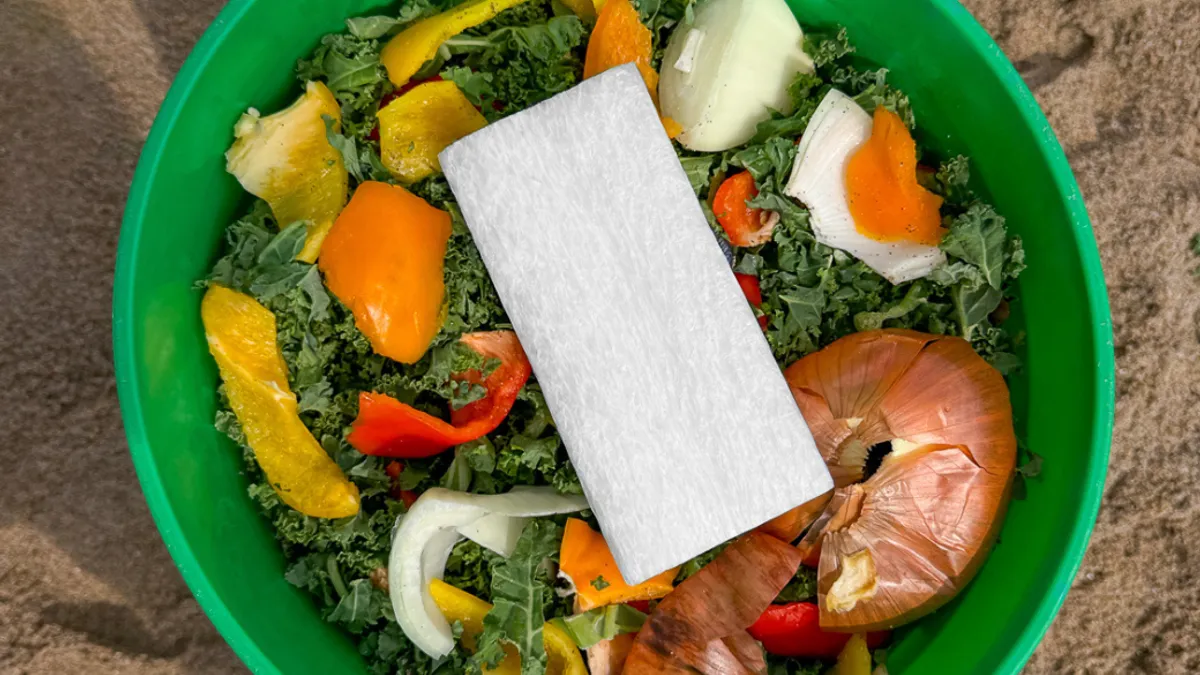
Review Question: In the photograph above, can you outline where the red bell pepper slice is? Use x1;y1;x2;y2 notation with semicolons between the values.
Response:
747;602;889;659
348;331;532;458
713;172;774;247
734;272;769;330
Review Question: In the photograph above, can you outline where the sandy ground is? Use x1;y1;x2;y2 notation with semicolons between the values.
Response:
0;0;1197;673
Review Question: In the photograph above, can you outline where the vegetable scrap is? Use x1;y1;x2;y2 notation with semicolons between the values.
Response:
377;80;488;182
582;0;678;135
380;0;537;86
225;81;348;262
429;579;586;674
584;0;656;99
715;172;775;246
748;602;888;659
387;487;587;658
551;604;647;650
623;532;802;673
349;331;531;457
204;1;1029;672
659;0;814;151
846;107;945;246
319;181;451;364
559;519;677;612
201;285;359;518
785;89;946;284
786;330;1017;631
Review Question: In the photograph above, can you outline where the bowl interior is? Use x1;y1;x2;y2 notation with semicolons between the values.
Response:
114;0;1113;673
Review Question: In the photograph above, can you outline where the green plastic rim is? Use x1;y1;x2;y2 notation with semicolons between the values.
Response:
113;0;1114;673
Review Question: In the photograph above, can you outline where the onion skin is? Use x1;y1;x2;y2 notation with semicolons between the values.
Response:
783;330;1017;632
623;532;802;674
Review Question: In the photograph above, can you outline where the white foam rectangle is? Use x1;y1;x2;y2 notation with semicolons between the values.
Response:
440;65;832;583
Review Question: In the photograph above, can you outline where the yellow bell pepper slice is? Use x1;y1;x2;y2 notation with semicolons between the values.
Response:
429;579;586;675
377;81;488;183
559;518;677;611
201;286;359;518
225;81;348;263
559;0;601;21
381;0;536;86
832;633;872;675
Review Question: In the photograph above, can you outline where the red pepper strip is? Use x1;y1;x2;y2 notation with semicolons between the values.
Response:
713;172;772;247
734;273;768;330
348;331;532;458
624;532;802;674
734;273;763;306
748;602;890;659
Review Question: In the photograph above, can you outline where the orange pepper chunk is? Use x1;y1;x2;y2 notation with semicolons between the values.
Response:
560;518;678;611
845;107;946;246
318;182;451;364
584;0;658;106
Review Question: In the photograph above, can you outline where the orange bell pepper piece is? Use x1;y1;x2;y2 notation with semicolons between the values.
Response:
201;286;360;518
559;519;677;612
348;331;532;458
845;107;946;246
318;181;451;364
582;0;679;139
584;0;657;100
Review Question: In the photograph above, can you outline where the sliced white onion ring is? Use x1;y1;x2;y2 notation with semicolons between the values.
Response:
388;487;589;657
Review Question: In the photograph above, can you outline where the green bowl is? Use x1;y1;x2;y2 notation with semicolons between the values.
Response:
114;0;1114;672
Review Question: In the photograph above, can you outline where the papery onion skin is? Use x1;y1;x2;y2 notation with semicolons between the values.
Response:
783;330;1017;632
623;532;802;674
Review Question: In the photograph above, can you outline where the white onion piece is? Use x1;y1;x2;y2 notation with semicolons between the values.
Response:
659;0;815;152
388;487;589;657
784;89;946;284
456;513;529;556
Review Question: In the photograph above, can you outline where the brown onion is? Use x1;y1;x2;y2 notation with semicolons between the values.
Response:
784;329;1016;632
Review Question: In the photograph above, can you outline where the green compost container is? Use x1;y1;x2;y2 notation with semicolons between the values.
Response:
113;0;1115;672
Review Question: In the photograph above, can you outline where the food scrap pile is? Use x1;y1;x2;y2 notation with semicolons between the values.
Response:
201;0;1028;672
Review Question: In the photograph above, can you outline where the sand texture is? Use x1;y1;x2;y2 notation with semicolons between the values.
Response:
0;0;1197;672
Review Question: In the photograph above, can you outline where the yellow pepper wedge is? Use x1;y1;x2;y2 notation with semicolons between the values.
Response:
559;0;602;21
429;579;586;675
559;518;677;611
380;0;536;86
377;81;488;183
201;286;360;518
832;633;872;675
225;81;348;263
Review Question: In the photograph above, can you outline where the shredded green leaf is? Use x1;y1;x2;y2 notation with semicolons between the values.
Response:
549;603;646;649
475;520;562;675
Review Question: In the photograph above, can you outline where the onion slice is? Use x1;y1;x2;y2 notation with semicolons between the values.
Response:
623;532;802;673
784;90;946;283
783;330;1016;631
388;487;589;657
659;0;814;151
